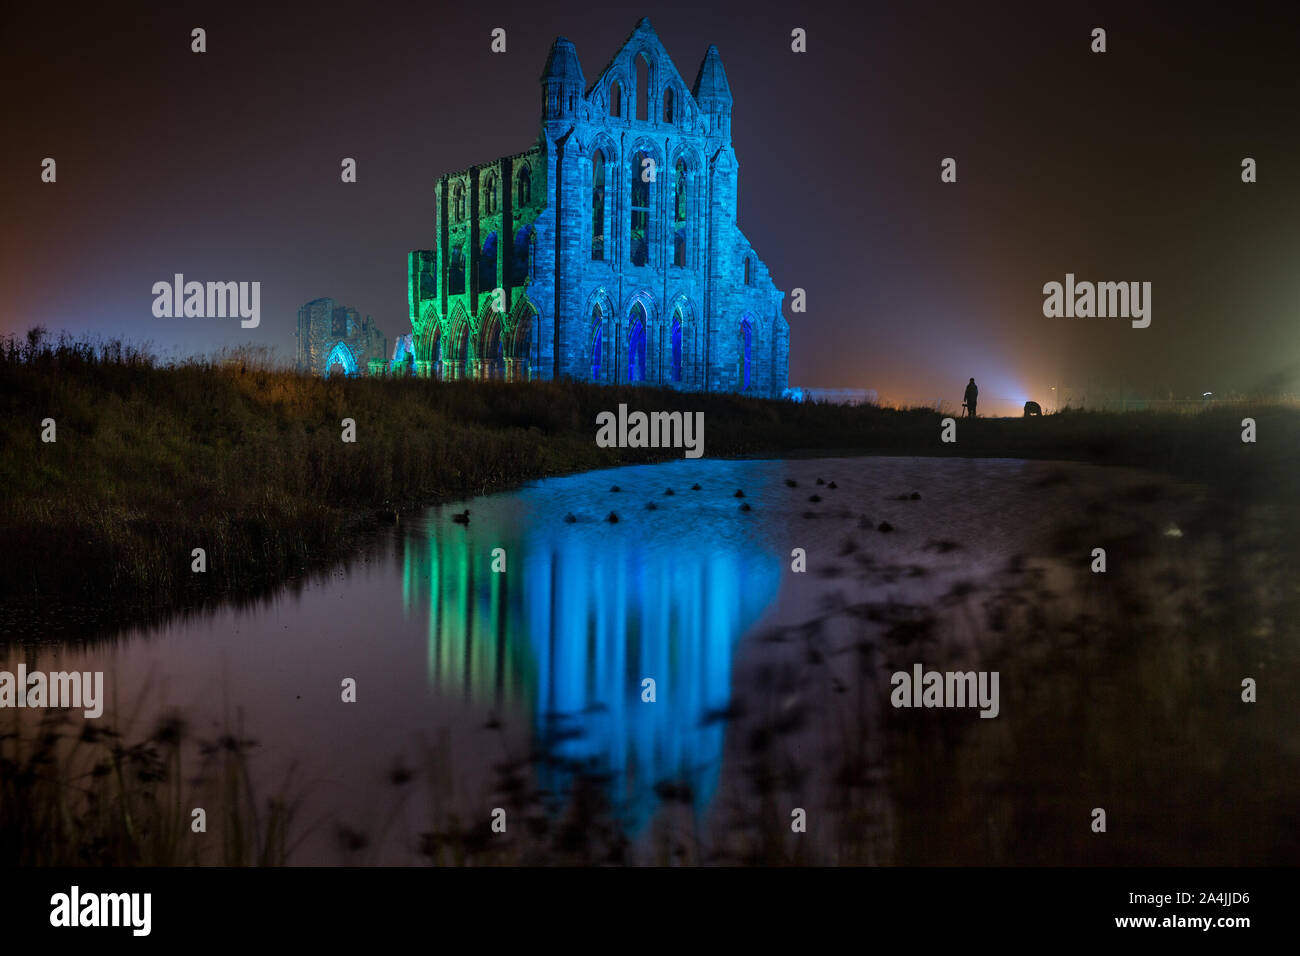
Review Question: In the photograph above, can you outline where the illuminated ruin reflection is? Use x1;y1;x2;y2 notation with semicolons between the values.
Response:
401;485;782;828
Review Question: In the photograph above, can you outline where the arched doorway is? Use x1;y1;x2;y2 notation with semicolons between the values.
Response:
323;341;357;378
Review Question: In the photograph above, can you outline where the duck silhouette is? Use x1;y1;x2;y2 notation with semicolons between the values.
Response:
563;512;577;523
606;512;620;523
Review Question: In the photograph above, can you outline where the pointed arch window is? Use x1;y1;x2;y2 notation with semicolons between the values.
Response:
673;159;688;267
740;319;754;390
449;246;466;295
636;55;650;121
517;166;531;207
628;303;647;382
671;311;683;383
591;311;603;382
478;233;497;292
483;174;498;215
324;341;357;378
512;225;535;283
453;183;466;221
609;80;622;118
663;87;675;124
591;149;606;261
630;150;651;267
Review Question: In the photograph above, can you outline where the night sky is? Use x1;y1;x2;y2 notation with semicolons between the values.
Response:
4;0;1300;413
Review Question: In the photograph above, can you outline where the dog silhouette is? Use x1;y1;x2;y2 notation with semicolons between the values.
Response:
1024;401;1043;417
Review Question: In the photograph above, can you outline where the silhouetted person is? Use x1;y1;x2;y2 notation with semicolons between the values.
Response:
963;378;978;417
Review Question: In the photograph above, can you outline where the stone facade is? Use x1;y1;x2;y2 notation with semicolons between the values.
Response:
407;18;788;395
295;298;387;377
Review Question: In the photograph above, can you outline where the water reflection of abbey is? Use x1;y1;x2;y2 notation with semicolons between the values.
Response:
400;508;780;828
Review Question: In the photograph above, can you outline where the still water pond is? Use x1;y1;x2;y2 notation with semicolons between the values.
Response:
7;456;1219;864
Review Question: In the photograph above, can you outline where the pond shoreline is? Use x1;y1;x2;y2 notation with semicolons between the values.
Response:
2;347;1291;641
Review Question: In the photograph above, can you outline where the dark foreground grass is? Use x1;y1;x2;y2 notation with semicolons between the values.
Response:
3;330;1298;633
0;707;301;865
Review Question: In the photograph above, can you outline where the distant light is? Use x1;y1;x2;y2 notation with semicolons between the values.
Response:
1203;392;1213;397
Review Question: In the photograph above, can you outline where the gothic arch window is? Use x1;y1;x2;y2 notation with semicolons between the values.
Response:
671;310;683;382
591;149;606;261
673;158;688;267
628;303;648;382
591;310;603;382
663;87;674;124
453;183;466;221
635;54;650;121
512;225;535;283
630;150;651;267
743;256;752;285
324;341;357;378
483;174;498;215
479;233;498;292
449;246;466;295
517;166;531;207
739;318;754;390
609;80;622;118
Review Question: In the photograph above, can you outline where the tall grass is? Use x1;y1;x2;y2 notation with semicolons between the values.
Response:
4;327;1300;631
0;705;302;865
